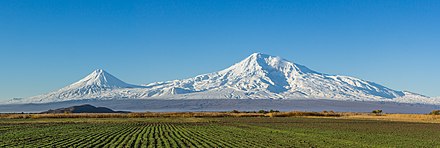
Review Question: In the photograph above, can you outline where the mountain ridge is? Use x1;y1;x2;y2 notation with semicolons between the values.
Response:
7;53;439;105
41;104;130;113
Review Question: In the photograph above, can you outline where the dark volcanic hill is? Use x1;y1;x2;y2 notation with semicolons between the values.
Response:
41;104;130;113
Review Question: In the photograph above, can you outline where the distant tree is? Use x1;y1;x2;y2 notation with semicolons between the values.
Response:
231;110;240;113
429;110;440;115
269;109;280;113
372;110;383;115
258;110;268;114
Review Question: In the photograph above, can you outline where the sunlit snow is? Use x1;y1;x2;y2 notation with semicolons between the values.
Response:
8;53;439;104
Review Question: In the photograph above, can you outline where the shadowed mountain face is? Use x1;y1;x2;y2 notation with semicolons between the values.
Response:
7;53;438;105
41;104;129;113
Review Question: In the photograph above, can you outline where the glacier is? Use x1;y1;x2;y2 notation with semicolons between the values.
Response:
7;53;439;104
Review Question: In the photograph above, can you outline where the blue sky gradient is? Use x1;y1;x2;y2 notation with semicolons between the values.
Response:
0;0;439;100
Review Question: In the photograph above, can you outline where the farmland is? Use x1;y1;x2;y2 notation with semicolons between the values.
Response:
1;116;440;147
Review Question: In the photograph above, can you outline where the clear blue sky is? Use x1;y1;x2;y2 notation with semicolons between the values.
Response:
1;0;439;100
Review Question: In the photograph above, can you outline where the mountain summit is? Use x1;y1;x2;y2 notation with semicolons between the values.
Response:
143;53;405;100
227;53;318;75
64;69;138;90
17;69;142;103
8;53;438;104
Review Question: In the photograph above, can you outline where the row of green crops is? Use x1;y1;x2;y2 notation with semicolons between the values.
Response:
1;122;255;148
1;117;440;147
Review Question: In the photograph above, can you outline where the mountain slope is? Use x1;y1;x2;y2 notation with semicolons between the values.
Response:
8;53;438;104
140;53;405;101
14;69;143;103
41;104;130;113
63;69;139;90
394;91;439;104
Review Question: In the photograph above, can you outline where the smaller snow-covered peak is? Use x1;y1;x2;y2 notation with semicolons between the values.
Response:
85;69;108;82
13;69;143;104
92;69;105;75
63;69;139;90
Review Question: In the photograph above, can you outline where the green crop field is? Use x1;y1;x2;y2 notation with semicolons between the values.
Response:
1;117;440;147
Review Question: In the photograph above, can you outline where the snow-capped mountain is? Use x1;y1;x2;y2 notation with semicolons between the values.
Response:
64;69;140;90
13;69;144;103
141;53;405;100
8;53;439;104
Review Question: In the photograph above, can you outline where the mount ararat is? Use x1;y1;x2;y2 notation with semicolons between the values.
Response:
7;53;439;105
